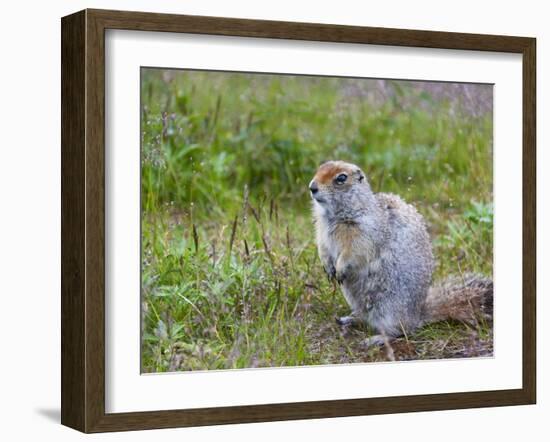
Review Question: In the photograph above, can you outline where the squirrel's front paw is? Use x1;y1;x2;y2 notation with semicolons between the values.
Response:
324;262;336;281
335;267;348;284
335;258;351;284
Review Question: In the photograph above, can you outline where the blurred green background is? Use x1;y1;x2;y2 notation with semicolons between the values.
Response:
141;69;493;372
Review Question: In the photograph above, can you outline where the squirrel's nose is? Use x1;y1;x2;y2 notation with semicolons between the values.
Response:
309;181;318;194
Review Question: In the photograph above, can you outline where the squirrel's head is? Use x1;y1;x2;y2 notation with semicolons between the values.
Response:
309;160;372;218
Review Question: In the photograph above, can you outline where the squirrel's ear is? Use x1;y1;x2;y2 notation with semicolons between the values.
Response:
356;169;365;182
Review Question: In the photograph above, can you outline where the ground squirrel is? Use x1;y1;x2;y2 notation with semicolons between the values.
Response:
310;160;492;346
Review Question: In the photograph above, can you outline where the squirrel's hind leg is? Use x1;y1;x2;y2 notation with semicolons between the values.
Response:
363;334;386;347
363;330;403;348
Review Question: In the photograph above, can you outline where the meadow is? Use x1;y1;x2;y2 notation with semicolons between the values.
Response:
140;69;493;372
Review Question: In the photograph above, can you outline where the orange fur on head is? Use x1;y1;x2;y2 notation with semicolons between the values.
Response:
314;161;355;185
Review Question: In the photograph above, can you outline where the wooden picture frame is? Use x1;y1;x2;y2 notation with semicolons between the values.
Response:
61;8;536;433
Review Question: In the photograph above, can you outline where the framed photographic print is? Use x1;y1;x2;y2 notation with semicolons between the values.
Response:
61;9;536;433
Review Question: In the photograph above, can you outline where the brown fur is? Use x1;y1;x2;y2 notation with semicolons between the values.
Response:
423;274;493;325
314;161;355;185
332;222;375;267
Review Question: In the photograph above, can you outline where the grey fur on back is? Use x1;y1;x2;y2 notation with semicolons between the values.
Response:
310;160;434;337
356;192;434;336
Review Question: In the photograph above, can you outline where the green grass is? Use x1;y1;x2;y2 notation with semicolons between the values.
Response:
140;69;493;372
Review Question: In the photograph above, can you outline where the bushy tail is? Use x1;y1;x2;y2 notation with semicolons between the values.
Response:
422;273;493;325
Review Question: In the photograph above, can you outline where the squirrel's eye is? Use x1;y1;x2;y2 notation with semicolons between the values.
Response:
335;173;347;184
